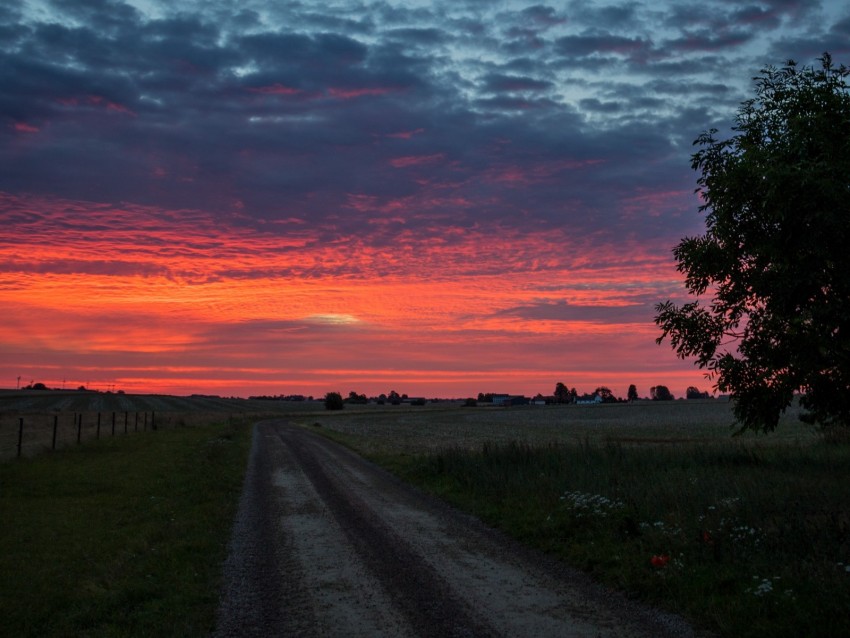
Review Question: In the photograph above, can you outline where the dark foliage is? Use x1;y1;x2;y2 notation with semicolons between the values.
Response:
324;391;344;410
656;54;850;432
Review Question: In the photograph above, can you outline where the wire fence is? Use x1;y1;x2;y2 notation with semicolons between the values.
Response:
0;410;227;461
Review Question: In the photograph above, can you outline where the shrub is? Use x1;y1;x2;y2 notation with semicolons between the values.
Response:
324;392;344;410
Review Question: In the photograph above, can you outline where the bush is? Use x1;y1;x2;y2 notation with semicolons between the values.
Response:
324;392;344;410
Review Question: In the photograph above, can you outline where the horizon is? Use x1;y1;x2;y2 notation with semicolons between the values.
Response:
5;375;714;402
2;2;847;401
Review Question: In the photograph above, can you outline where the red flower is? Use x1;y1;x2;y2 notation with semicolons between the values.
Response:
701;530;714;545
651;554;670;568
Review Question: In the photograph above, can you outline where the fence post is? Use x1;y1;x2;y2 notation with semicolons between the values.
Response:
97;412;101;439
111;411;116;436
151;411;157;431
135;412;138;432
144;412;147;431
77;414;82;444
17;418;23;458
124;411;128;434
52;414;58;450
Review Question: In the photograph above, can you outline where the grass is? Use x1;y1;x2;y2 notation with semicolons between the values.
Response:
4;398;846;637
0;417;253;637
304;401;850;638
0;390;325;461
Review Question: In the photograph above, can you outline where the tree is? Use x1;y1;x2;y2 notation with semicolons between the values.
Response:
324;391;344;410
594;386;616;403
554;382;570;404
346;390;367;404
655;54;850;432
650;385;674;401
627;384;639;402
686;386;710;400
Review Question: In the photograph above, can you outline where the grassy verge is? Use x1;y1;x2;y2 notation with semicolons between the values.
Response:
0;418;252;637
364;438;850;638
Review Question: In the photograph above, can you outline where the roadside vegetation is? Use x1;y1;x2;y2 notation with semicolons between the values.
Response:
0;417;252;637
5;395;848;637
308;401;850;638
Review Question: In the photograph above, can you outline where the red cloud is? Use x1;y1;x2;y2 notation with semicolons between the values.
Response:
386;128;425;139
56;95;136;116
0;192;706;400
13;122;39;133
327;87;394;99
247;83;303;95
390;154;445;168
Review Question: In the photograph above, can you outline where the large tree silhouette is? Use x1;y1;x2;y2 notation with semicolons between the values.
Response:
656;54;850;432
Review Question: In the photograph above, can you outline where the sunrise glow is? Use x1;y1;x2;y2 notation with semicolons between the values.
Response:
3;1;846;399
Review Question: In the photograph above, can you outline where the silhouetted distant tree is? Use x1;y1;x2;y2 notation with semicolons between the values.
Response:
650;385;674;401
346;391;368;404
627;384;639;402
686;386;710;400
594;386;616;403
324;392;344;410
554;382;571;404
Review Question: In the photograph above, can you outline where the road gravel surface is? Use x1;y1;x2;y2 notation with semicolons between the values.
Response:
214;420;703;637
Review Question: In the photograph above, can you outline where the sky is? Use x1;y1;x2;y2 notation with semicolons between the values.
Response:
1;1;848;399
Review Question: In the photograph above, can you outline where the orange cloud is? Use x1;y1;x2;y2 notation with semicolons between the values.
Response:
0;192;706;398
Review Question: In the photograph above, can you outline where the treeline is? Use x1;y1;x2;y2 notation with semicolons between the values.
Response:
324;390;440;410
323;383;716;410
534;383;708;404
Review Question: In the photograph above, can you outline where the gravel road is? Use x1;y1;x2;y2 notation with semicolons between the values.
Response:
214;420;703;637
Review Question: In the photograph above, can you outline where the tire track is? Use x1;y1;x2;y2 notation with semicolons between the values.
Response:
273;425;493;638
215;420;705;638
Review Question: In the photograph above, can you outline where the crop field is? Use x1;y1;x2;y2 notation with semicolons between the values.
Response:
297;398;818;454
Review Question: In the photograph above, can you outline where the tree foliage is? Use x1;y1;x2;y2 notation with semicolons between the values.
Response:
554;382;571;404
324;391;344;410
594;386;616;403
346;390;368;404
650;385;674;401
627;384;639;402
686;386;710;400
655;54;850;432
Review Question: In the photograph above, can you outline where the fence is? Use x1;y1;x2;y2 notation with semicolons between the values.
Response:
0;410;171;461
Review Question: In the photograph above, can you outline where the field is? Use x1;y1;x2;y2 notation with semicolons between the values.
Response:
3;394;848;637
294;399;849;638
294;398;818;452
0;413;254;637
0;390;325;460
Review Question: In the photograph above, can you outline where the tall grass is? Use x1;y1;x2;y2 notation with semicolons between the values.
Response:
0;418;252;637
376;438;850;638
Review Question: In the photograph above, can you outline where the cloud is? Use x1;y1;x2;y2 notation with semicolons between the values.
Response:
0;0;844;397
494;299;654;325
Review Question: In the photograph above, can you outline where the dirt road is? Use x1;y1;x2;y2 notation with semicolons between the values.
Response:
214;420;700;637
